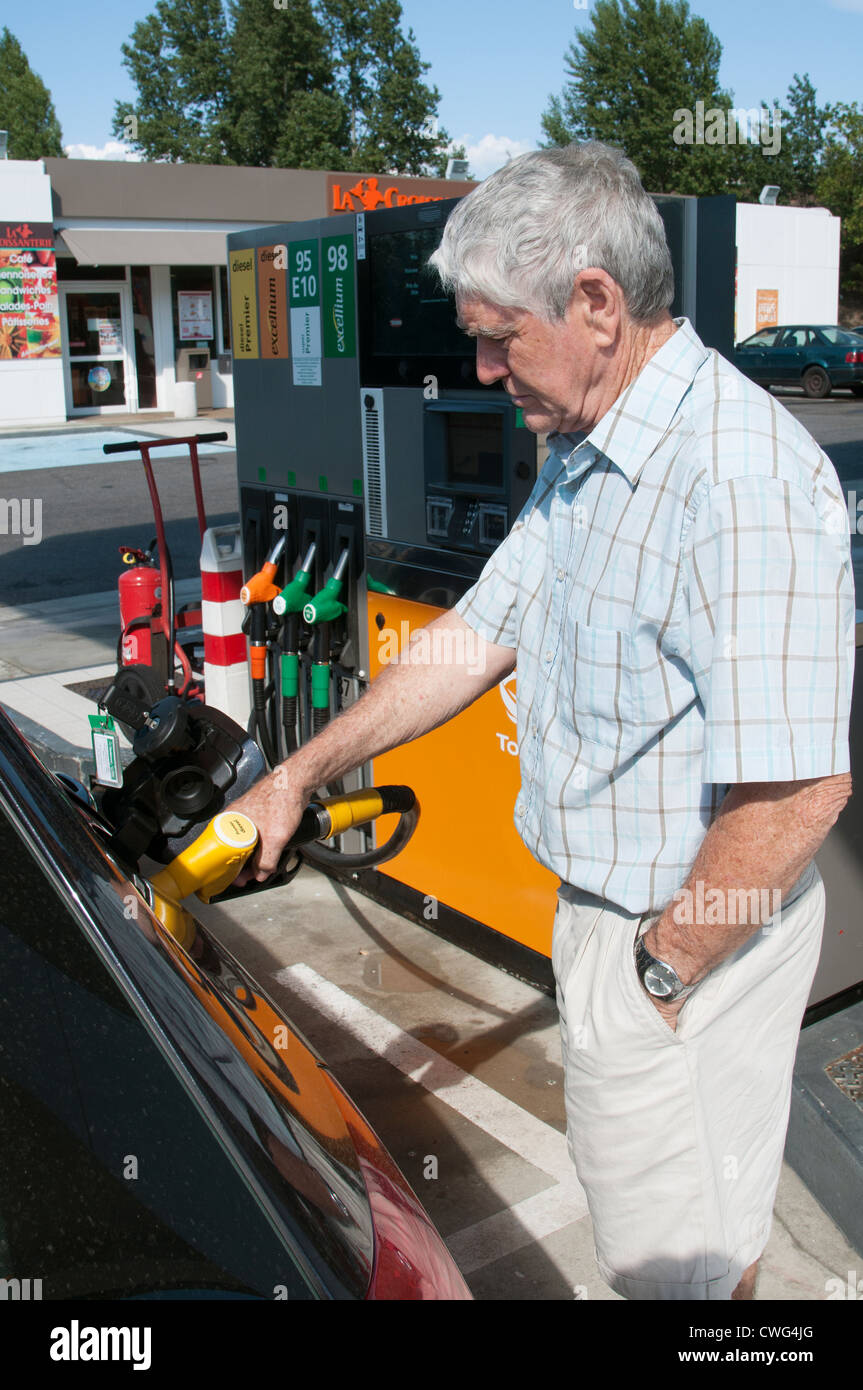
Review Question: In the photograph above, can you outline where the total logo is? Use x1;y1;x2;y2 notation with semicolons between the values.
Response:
495;673;518;756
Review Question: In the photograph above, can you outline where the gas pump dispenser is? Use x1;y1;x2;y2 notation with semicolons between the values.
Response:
229;193;737;987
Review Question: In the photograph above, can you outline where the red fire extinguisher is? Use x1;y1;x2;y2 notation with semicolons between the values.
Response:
118;546;160;667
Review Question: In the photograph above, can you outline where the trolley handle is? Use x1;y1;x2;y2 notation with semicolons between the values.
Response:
102;432;228;456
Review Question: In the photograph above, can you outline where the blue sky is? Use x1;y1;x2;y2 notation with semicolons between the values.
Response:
5;0;861;177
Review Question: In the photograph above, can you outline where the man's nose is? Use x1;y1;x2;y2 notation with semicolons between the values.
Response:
475;338;508;385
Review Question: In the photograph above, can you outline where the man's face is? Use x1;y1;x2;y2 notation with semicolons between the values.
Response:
456;294;603;436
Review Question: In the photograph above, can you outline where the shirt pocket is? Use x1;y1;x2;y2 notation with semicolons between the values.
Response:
560;619;634;749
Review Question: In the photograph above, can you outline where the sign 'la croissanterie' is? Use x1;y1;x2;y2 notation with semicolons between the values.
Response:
0;223;61;360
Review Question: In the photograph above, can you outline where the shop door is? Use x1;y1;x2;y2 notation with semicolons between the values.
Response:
61;283;137;415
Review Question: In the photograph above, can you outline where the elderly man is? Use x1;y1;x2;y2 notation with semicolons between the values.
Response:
233;141;854;1301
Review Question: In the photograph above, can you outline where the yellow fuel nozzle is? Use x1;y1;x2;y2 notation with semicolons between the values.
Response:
149;811;259;916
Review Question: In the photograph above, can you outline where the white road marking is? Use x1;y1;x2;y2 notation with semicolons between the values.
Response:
275;963;591;1272
446;1179;590;1274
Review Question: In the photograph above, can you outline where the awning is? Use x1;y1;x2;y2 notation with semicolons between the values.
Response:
56;226;233;266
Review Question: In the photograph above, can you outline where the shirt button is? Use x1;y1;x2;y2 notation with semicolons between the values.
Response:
556;568;565;581
544;650;552;662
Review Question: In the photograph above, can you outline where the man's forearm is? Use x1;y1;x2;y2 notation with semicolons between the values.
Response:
281;609;516;800
232;609;517;878
645;773;852;986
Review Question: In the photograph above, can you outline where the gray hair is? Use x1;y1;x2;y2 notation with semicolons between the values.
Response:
429;141;674;324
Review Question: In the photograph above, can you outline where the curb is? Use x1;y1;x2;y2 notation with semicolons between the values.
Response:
786;1000;863;1260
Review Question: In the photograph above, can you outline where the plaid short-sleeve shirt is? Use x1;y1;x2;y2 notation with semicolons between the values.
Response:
455;317;855;912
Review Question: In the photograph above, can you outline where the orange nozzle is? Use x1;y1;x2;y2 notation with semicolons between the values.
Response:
249;643;268;680
240;561;281;606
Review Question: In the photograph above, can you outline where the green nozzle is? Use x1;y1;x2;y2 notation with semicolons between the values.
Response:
280;651;299;698
273;569;312;617
367;575;396;595
303;576;347;626
311;661;330;709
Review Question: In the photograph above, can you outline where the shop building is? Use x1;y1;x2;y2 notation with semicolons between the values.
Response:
0;158;475;428
0;155;842;429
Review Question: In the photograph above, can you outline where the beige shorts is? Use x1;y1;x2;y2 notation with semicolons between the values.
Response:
552;864;824;1300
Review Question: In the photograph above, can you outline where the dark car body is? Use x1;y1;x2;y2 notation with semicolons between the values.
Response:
734;325;863;398
0;705;471;1301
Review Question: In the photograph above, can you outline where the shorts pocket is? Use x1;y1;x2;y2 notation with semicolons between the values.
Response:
621;920;685;1045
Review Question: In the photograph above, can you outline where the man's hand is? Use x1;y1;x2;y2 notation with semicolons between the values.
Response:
646;992;685;1033
229;766;308;885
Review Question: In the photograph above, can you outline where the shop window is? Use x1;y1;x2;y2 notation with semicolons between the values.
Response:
170;267;215;361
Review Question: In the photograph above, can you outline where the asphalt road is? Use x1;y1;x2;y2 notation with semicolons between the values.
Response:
0;390;860;608
0;450;239;606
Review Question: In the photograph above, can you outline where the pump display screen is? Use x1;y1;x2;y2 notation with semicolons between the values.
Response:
369;228;471;358
446;414;505;489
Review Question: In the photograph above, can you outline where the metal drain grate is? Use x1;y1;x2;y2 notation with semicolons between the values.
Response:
825;1044;863;1110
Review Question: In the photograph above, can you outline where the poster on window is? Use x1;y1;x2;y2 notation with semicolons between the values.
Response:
756;289;779;329
178;290;214;341
0;230;61;360
98;319;123;354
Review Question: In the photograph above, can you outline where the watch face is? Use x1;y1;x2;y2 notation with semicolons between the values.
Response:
644;961;678;998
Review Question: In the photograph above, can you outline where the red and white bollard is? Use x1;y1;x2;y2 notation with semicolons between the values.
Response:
200;525;251;729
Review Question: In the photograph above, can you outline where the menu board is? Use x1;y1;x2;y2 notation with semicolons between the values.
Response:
178;290;214;341
0;235;61;359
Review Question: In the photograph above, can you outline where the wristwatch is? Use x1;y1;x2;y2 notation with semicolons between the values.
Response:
634;920;698;1002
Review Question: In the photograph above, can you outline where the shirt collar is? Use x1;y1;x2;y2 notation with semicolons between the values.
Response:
547;317;711;484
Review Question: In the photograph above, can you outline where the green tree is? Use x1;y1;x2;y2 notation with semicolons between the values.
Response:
816;102;863;292
114;0;453;174
728;73;828;206
112;0;230;162
0;28;64;159
318;0;453;173
781;73;828;205
541;0;733;195
225;0;347;168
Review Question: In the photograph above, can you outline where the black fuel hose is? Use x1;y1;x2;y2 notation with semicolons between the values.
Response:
299;804;418;870
252;678;277;769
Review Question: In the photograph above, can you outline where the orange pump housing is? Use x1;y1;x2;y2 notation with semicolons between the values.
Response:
366;595;559;958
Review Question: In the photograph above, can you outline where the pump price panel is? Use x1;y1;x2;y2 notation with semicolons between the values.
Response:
289;241;322;387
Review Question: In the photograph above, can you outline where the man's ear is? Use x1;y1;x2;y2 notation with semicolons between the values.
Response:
569;269;622;348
